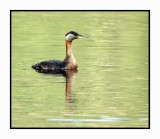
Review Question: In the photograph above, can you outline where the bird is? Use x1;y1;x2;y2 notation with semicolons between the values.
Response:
32;31;87;73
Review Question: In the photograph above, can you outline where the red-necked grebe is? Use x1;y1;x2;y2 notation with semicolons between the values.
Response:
32;31;86;72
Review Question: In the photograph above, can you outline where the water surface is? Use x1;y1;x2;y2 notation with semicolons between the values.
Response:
11;11;149;128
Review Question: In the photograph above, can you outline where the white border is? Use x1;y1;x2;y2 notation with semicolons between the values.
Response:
0;0;160;139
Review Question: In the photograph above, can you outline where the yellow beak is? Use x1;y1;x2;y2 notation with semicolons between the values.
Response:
77;35;88;39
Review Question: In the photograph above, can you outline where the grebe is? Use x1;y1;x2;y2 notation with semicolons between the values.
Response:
32;31;86;73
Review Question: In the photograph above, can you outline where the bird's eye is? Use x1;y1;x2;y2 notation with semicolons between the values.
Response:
75;36;78;39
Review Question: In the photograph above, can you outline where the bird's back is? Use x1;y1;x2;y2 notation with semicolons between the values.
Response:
32;60;67;72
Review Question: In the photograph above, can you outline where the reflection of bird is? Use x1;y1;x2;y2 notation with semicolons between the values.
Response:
32;31;87;73
65;70;77;104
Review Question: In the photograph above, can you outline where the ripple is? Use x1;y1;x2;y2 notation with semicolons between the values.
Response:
48;117;148;123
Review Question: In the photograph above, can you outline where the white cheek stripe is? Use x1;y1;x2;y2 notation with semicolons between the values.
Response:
66;34;74;41
66;34;70;40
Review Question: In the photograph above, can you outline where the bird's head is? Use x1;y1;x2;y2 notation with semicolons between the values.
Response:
65;31;87;41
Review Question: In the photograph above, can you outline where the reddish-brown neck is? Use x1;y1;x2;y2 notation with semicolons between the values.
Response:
64;40;77;70
66;40;72;56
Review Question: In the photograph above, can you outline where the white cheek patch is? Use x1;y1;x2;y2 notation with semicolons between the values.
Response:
66;34;74;41
65;35;70;40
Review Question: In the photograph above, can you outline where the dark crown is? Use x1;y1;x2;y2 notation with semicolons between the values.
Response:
65;31;79;36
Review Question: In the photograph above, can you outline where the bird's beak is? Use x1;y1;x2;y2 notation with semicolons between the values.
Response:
77;35;88;39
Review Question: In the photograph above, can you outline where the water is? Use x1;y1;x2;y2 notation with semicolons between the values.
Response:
11;11;149;128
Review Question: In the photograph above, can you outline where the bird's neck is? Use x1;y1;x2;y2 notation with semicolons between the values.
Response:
66;40;73;56
64;40;77;69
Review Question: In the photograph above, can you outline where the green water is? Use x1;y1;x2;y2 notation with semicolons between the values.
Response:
11;11;149;128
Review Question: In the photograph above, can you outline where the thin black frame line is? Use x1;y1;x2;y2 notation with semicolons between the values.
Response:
10;10;12;129
148;10;150;129
10;10;150;12
10;10;150;129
